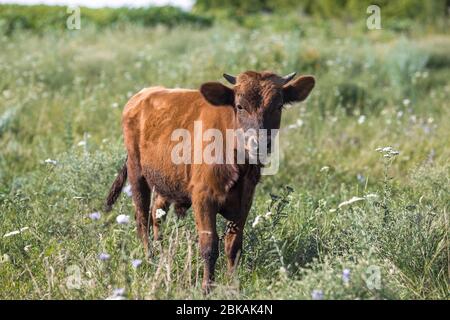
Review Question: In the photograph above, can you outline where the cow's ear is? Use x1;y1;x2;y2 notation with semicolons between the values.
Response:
282;76;315;104
200;82;234;106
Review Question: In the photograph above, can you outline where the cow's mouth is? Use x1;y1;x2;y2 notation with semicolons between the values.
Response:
244;135;272;164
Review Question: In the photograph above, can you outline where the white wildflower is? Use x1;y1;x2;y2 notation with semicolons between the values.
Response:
77;140;86;147
295;119;304;127
111;102;119;108
376;146;400;158
338;196;365;209
3;230;20;238
44;158;57;165
3;89;11;99
288;119;304;129
357;115;366;124
1;254;10;263
320;166;330;173
402;98;410;107
264;211;272;219
155;208;166;219
123;184;132;197
3;227;29;238
116;214;130;225
252;215;262;228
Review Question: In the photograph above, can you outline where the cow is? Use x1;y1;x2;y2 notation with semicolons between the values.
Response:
105;70;315;292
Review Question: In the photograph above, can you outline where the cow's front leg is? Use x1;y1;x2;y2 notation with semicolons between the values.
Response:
224;219;245;275
222;180;254;276
192;192;218;293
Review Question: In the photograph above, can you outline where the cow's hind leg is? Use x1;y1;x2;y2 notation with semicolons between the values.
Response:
174;201;191;218
127;160;152;256
151;193;170;241
192;188;219;293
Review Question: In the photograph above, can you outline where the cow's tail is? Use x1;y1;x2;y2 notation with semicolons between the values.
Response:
104;156;128;212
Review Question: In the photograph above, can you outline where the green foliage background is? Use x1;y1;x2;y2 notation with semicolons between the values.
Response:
0;4;212;35
194;0;447;20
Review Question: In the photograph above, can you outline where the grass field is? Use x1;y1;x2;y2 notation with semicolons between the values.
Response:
0;17;449;299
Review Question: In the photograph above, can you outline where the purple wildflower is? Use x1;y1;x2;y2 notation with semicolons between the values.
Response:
131;259;142;269
342;268;351;284
89;211;101;221
98;252;110;261
311;289;324;300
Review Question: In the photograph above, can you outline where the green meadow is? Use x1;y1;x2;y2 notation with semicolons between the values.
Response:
0;4;448;299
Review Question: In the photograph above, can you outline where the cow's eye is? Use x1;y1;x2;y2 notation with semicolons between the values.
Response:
236;104;244;110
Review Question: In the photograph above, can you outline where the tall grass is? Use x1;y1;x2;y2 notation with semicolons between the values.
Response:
0;19;448;299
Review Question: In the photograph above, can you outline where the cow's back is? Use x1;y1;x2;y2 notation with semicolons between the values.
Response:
122;86;235;203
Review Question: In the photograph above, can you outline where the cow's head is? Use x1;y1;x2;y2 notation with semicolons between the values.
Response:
200;71;315;160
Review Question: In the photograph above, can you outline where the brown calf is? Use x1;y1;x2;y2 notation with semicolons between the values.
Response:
105;71;315;292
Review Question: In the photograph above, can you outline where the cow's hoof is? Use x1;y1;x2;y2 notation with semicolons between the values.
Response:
202;280;214;295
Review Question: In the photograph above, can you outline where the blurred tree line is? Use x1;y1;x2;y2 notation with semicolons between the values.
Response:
0;0;447;36
0;5;212;35
194;0;449;21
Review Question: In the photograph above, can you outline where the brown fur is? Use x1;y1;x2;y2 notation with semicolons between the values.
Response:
105;71;315;292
